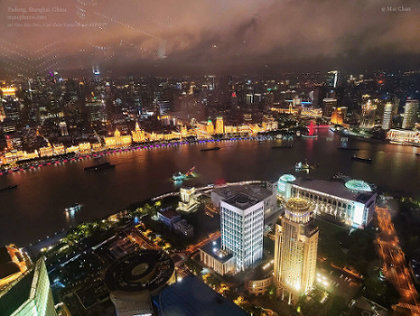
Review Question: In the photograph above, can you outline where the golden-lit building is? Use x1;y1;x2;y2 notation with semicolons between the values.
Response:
273;198;319;304
91;142;103;152
215;117;224;135
39;145;54;158
65;145;79;154
78;142;92;154
330;107;346;125
0;86;17;98
206;120;215;136
104;129;132;148
0;105;5;122
131;122;146;143
53;144;65;155
0;244;31;289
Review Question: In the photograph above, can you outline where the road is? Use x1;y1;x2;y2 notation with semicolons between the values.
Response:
375;206;420;315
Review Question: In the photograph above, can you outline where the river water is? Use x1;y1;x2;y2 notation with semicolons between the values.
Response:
0;130;419;245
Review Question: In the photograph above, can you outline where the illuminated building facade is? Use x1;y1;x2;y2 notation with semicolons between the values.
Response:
330;107;346;125
206;119;215;135
382;102;393;130
326;70;338;88
322;98;337;117
131;122;146;143
360;100;377;129
104;129;132;148
199;237;235;276
277;175;376;228
215;117;224;135
402;99;419;130
177;186;199;213
220;194;264;271
58;122;69;137
273;198;319;304
387;128;420;145
0;86;17;98
0;258;57;316
0;245;31;289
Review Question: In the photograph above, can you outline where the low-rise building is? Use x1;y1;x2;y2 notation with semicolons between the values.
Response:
277;175;377;228
158;209;181;227
199;238;235;276
177;186;199;213
172;219;194;237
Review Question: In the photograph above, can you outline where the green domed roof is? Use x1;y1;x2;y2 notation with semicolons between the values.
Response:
345;179;372;192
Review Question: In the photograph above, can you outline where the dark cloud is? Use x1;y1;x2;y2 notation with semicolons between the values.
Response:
0;0;419;76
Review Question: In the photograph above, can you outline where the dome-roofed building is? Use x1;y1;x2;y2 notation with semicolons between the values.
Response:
105;250;175;316
276;175;376;228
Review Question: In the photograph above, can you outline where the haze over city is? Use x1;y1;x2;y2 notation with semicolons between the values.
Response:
1;0;420;76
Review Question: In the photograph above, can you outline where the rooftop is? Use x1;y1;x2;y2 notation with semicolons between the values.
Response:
200;237;233;264
225;193;261;210
155;275;248;316
294;178;375;202
159;209;180;220
213;184;273;202
105;250;174;294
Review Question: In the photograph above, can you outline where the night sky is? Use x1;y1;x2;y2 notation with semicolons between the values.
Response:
0;0;419;76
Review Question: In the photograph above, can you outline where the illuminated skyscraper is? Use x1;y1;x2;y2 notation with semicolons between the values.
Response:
0;258;57;316
273;198;319;304
220;194;264;271
215;117;224;135
92;65;101;82
360;100;377;129
246;93;254;105
382;102;393;130
402;99;419;130
326;70;338;88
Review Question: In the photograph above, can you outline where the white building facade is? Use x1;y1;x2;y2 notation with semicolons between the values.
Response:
220;195;264;271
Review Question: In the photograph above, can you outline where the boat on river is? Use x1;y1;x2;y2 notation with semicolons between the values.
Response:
84;162;115;172
351;155;373;163
0;184;18;192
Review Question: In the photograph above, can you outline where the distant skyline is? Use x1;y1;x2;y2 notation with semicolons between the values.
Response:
0;0;419;77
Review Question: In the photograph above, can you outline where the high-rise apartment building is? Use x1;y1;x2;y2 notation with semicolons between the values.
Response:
382;102;393;130
273;198;319;304
402;99;419;130
220;194;264;271
360;100;377;129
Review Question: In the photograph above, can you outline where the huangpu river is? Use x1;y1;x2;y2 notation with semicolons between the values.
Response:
1;130;419;245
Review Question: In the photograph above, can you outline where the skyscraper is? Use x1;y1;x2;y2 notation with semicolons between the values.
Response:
382;102;393;130
322;98;337;117
273;198;319;304
402;99;419;130
326;70;338;89
0;258;57;316
360;100;377;129
220;194;264;271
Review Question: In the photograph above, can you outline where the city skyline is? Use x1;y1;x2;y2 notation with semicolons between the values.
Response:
0;1;419;316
